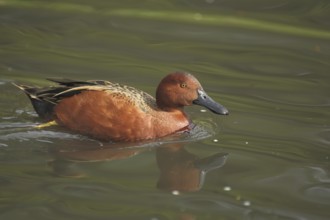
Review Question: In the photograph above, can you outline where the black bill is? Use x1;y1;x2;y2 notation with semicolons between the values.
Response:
193;89;229;115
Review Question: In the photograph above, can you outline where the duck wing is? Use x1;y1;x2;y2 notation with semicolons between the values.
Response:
14;78;113;120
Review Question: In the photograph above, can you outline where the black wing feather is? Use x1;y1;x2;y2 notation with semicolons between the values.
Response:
14;78;110;120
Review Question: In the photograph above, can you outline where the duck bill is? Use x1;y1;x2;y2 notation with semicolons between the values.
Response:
193;89;229;115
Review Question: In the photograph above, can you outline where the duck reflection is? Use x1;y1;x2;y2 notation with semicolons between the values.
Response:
49;142;147;177
156;144;228;192
49;142;228;192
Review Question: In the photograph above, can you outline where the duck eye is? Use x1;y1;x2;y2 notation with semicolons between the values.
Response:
180;83;187;88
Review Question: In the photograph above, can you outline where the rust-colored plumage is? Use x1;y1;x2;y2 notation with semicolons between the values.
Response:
15;72;228;142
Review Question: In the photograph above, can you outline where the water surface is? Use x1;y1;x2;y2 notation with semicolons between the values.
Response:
1;0;330;219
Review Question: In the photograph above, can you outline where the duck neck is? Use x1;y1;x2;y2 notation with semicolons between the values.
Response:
156;86;182;111
157;105;184;113
153;108;191;138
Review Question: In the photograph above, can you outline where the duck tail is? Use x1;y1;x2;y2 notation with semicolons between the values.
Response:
13;83;56;120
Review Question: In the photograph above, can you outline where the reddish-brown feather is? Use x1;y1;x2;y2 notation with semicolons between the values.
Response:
55;90;189;141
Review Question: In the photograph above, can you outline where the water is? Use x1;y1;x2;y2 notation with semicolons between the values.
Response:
1;0;330;219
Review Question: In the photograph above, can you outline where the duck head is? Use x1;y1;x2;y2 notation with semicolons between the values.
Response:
156;72;229;115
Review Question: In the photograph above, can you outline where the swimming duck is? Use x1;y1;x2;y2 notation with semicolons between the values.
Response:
15;72;228;141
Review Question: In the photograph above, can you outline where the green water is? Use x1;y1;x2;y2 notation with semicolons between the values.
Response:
1;0;330;219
